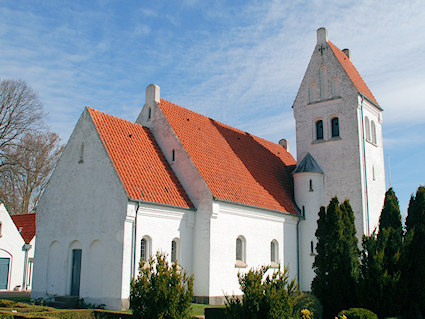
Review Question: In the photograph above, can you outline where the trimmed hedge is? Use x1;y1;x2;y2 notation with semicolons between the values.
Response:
338;308;378;319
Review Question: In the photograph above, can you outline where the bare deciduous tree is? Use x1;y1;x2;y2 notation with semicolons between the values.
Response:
0;79;44;170
0;131;63;214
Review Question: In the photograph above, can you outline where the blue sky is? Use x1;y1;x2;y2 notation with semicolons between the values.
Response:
1;0;424;216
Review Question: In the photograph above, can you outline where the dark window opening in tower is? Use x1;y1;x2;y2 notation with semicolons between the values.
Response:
331;117;339;137
316;120;323;140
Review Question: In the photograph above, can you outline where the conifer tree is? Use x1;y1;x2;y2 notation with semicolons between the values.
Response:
312;197;359;318
359;188;403;317
402;186;425;318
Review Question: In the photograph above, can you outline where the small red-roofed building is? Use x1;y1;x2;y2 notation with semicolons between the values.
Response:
0;204;36;291
31;28;386;309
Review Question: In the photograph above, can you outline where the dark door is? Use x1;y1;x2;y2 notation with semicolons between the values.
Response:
0;258;9;290
70;249;82;296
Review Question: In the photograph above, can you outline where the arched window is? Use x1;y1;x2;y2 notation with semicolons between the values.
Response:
315;120;323;140
371;121;377;144
140;236;151;262
236;236;246;263
365;117;371;141
271;240;279;264
331;117;339;137
171;239;179;263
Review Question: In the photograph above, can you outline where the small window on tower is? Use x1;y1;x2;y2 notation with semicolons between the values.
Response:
365;117;371;141
302;206;305;218
148;107;152;120
371;121;377;145
309;179;313;192
172;149;175;162
310;241;315;255
331;117;339;137
315;120;323;140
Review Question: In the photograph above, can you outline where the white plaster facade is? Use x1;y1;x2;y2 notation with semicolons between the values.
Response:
32;28;386;309
0;204;35;291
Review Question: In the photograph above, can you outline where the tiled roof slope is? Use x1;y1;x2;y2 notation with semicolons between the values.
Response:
328;41;379;106
11;213;36;244
158;99;298;215
87;108;193;208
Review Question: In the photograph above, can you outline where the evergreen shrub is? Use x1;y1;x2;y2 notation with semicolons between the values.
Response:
204;307;226;319
130;251;194;319
338;308;378;319
293;293;322;319
225;265;298;319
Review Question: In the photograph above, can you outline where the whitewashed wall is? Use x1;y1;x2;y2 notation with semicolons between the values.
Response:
32;109;129;310
207;201;298;302
0;204;26;291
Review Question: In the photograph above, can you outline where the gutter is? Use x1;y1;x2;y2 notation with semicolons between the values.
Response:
131;202;140;280
22;243;32;290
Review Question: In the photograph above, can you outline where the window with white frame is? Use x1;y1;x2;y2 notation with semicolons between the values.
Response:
171;238;179;263
236;236;246;263
365;117;371;141
371;120;377;144
271;240;279;264
140;236;151;262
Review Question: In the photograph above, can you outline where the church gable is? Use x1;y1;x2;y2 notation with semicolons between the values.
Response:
157;99;298;215
328;41;379;107
87;108;193;208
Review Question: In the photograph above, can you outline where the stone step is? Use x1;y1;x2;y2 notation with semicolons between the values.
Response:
50;295;79;309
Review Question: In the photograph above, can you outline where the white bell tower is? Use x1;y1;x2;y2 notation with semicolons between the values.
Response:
292;28;386;246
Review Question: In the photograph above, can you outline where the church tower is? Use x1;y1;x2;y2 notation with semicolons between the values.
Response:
292;28;386;286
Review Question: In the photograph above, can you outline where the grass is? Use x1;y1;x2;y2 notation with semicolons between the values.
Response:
0;298;224;318
190;303;225;316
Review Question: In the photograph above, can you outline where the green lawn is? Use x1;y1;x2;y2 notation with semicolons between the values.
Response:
0;298;224;318
190;303;225;316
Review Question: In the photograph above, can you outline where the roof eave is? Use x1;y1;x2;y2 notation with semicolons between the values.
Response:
359;92;383;111
213;197;298;217
128;198;196;211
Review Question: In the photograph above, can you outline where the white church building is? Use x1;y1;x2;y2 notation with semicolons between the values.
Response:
31;28;386;310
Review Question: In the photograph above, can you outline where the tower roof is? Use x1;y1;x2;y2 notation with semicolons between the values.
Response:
328;40;380;107
292;153;324;174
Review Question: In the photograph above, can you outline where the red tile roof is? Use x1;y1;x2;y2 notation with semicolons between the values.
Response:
328;41;379;106
158;99;298;215
87;107;193;208
11;213;36;244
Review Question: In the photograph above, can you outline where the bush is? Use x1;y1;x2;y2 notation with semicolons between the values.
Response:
205;307;226;319
293;293;322;319
225;265;299;319
338;308;378;319
130;251;194;319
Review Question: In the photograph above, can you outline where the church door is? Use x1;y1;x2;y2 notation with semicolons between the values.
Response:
0;258;9;290
70;249;82;296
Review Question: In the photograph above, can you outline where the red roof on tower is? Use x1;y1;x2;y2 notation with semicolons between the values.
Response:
328;41;379;106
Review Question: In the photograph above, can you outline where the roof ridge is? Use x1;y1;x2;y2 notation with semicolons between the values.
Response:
160;98;284;148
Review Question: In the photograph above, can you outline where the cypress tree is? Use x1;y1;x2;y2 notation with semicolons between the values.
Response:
402;186;425;318
359;188;403;318
312;197;359;318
